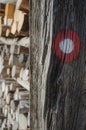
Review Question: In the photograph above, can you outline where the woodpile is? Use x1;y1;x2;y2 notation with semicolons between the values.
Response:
0;0;30;129
0;43;30;130
0;0;29;37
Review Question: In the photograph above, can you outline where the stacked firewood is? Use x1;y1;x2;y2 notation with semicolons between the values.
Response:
0;81;30;130
0;44;30;130
0;0;29;37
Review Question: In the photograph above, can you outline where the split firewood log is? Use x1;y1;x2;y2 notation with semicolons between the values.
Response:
16;0;29;12
20;107;29;114
18;91;29;100
6;93;13;105
1;119;6;130
7;113;12;128
12;121;18;130
19;100;29;108
19;114;27;130
11;21;17;35
10;100;18;111
4;3;15;26
2;81;6;93
3;105;8;117
17;77;30;91
3;85;9;99
0;16;2;36
11;9;25;34
15;107;19;122
14;88;19;100
27;112;30;127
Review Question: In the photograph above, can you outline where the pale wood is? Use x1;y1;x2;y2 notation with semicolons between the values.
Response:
7;19;13;26
19;100;29;108
14;10;25;33
6;28;10;37
11;21;17;35
10;100;16;110
15;107;19;122
3;105;8;117
7;68;10;75
2;81;6;93
6;93;13;104
11;9;25;34
27;112;30;127
4;16;7;25
12;121;18;130
19;95;29;100
19;114;27;130
16;0;22;10
14;88;19;100
11;65;16;78
1;119;6;129
17;77;30;91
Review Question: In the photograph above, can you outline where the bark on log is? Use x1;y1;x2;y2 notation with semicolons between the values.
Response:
30;0;86;130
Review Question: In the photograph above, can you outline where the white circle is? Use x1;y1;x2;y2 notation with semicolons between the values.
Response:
59;38;74;54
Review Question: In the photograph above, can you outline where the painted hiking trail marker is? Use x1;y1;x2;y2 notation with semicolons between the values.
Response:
53;30;81;63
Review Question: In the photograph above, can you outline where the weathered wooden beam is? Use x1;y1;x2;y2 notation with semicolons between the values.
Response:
30;0;86;130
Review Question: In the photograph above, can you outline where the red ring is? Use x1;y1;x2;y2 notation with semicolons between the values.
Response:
52;30;81;63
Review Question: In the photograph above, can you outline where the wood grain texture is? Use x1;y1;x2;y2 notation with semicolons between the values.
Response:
30;0;86;130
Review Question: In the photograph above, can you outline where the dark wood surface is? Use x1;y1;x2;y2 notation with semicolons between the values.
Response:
30;0;86;130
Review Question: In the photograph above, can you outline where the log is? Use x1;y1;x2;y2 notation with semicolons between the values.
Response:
12;121;18;130
0;16;2;36
11;21;17;35
3;105;8;117
3;85;9;99
11;65;16;78
19;100;29;108
20;0;29;12
7;113;12;128
0;37;30;48
6;93;13;105
14;89;29;100
17;77;30;91
15;107;19;122
11;10;25;34
5;3;15;19
27;112;30;127
19;114;27;130
4;3;15;26
10;100;18;111
16;0;22;10
7;68;10;75
2;81;6;93
20;107;29;114
1;119;6;129
16;0;29;12
14;88;19;100
9;84;26;92
20;68;29;81
6;28;10;37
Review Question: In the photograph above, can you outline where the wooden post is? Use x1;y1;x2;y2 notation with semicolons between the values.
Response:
30;0;85;130
30;0;53;130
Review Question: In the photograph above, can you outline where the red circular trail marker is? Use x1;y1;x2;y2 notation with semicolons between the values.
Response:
52;30;81;63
